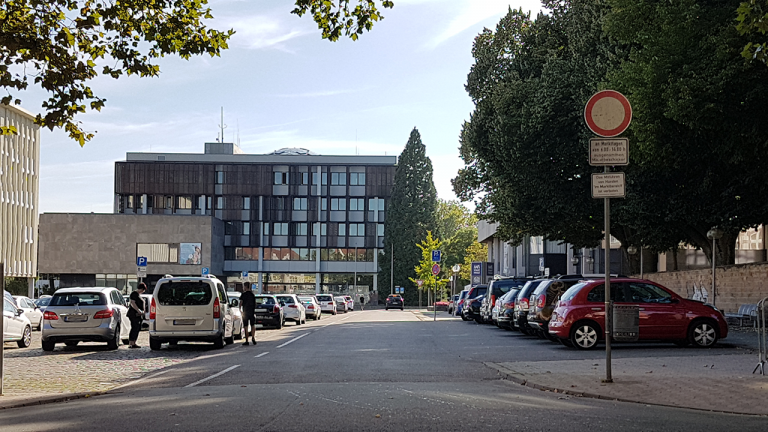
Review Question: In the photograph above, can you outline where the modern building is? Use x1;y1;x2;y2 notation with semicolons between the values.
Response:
39;143;396;302
0;104;40;294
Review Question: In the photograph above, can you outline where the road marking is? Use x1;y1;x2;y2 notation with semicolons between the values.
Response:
254;352;269;358
111;369;171;390
184;364;241;388
276;332;309;348
340;316;352;321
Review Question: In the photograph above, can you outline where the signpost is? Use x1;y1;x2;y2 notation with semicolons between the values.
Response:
201;267;210;276
431;264;440;276
585;89;632;384
431;250;441;262
1;263;5;395
431;264;441;321
242;271;248;278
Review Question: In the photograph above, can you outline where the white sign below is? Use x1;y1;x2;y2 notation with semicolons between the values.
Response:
592;173;626;198
590;138;629;166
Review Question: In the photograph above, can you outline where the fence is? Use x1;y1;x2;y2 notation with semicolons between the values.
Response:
754;296;768;376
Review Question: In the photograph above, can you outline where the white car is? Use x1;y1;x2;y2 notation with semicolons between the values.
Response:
3;296;33;348
226;292;244;340
315;294;337;315
298;296;322;320
343;296;355;312
13;295;44;330
275;294;306;325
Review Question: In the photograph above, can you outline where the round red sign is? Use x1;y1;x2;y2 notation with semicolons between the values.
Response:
584;90;632;137
431;264;440;276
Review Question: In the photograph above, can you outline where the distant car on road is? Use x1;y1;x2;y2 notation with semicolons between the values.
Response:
298;296;322;320
253;295;284;329
13;295;43;330
275;294;307;325
461;285;487;322
316;294;337;315
34;296;52;312
385;294;404;311
455;290;469;317
334;296;348;313
343;295;355;311
448;294;459;315
3;296;32;348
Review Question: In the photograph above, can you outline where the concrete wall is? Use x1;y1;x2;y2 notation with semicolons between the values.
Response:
38;213;224;276
636;262;768;314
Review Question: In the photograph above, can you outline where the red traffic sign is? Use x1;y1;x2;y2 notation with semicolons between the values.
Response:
584;90;632;137
417;280;424;287
431;264;440;276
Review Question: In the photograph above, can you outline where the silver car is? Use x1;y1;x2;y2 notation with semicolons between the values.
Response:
14;295;44;330
3;296;33;348
315;294;337;315
275;294;306;325
298;296;322;321
41;287;131;351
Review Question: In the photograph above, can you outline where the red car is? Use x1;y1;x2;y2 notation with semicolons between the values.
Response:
548;278;728;350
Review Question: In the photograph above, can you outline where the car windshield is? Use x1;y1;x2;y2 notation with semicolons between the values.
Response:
35;297;52;307
255;296;276;305
491;279;528;294
156;281;212;306
277;296;295;304
561;283;587;302
50;292;106;306
317;295;333;301
334;297;345;301
298;297;314;304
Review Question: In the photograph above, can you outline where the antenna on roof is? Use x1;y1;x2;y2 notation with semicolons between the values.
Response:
218;107;227;143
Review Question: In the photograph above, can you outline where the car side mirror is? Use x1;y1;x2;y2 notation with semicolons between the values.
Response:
16;309;24;316
230;299;240;308
280;301;286;307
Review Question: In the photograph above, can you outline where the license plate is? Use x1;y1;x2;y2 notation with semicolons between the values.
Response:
255;309;268;313
255;315;270;319
173;319;195;325
64;315;88;322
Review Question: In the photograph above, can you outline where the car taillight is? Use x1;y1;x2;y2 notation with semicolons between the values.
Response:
93;309;113;319
491;295;496;306
520;299;529;310
213;297;220;318
44;311;59;320
308;305;314;309
289;305;298;308
536;295;545;309
458;299;464;306
150;297;156;320
504;301;515;309
273;305;280;313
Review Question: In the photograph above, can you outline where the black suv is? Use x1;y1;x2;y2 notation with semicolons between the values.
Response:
253;295;285;329
527;275;588;339
480;278;530;324
513;280;545;335
385;294;404;310
461;285;487;322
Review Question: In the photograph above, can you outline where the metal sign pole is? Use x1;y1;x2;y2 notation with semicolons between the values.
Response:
1;262;5;396
604;166;613;384
434;278;437;322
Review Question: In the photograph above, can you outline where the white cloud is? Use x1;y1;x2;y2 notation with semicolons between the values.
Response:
216;14;311;51
274;89;362;98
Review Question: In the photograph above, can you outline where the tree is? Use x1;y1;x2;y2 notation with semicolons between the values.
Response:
0;0;393;144
409;231;448;306
736;0;768;63
434;199;477;286
379;128;438;305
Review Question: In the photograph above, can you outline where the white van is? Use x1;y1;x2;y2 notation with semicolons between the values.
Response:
148;275;235;350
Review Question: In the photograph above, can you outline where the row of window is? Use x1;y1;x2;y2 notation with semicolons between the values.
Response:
225;222;384;237
226;247;377;262
120;195;385;212
270;172;365;186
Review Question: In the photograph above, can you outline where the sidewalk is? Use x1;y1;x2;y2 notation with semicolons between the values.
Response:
486;353;768;416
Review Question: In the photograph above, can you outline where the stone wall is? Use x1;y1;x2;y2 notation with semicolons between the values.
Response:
636;262;768;313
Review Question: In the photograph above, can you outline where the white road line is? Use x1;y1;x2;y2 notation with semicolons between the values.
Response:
184;365;241;388
276;332;309;348
111;369;171;390
254;352;269;358
340;315;352;321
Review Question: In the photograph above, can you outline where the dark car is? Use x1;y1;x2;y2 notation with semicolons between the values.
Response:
513;280;545;335
386;294;404;310
464;294;485;322
253;295;284;329
455;290;469;317
496;289;522;330
549;278;729;349
527;275;587;340
480;278;529;324
461;285;487;321
447;294;459;315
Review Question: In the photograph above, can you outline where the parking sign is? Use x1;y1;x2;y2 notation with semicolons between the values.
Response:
201;267;210;276
137;256;147;267
432;250;441;262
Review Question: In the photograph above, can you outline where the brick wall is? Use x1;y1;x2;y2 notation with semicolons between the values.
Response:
636;263;768;313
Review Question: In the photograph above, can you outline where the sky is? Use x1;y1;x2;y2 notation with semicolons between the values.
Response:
28;0;544;213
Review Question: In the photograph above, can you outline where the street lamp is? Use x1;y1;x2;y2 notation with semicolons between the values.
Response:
626;245;640;278
451;264;461;314
706;228;724;306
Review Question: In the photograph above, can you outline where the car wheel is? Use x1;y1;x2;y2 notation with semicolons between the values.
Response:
276;318;283;330
224;333;234;345
688;320;719;348
234;327;243;340
122;339;130;345
17;326;32;348
42;340;56;351
385;307;389;311
461;314;469;321
36;318;43;331
570;321;600;350
213;332;225;349
107;324;121;350
149;337;162;350
65;341;79;347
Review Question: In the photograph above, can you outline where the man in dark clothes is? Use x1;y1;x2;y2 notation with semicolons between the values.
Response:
240;283;257;346
127;283;147;348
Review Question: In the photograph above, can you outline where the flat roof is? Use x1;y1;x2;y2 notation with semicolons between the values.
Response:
125;152;397;165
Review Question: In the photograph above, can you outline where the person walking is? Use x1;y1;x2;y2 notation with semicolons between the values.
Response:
359;295;365;311
240;283;257;346
127;283;147;348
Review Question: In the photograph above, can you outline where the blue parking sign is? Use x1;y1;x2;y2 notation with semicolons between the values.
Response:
136;256;147;267
432;250;441;262
242;271;248;278
201;267;210;276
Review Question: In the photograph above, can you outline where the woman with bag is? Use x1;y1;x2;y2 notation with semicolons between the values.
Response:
127;283;147;348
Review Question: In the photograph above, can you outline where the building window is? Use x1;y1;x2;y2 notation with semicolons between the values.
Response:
331;198;346;211
301;172;309;185
275;197;286;210
331;172;347;186
293;197;308;210
274;171;289;185
293;223;308;236
377;224;384;237
225;222;234;235
234;247;257;260
243;222;251;235
313;223;327;236
216;196;225;209
349;223;365;236
243;197;251;210
137;243;180;263
369;198;385;211
349;198;364;211
321;198;327;211
216;171;225;184
263;222;270;236
530;236;544;254
273;223;289;235
338;223;346;236
177;196;192;209
312;172;328;185
350;172;366;185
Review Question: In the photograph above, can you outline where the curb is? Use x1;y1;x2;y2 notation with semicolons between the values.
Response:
0;391;109;411
484;362;768;417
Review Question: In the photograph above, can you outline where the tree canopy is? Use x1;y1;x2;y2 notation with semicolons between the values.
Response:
0;0;394;144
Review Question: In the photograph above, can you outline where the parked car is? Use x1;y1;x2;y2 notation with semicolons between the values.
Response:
464;294;485;322
149;275;236;350
496;289;522;330
253;295;284;329
13;295;43;330
461;285;487;321
225;292;244;340
528;275;586;339
455;290;469;317
549;278;729;349
343;295;355;311
334;296;348;313
34;296;52;312
513;280;545;334
3;296;32;348
316;294;337;315
385;294;404;310
4;290;15;306
298;296;323;320
275;294;307;325
41;287;131;351
448;294;459;315
480;278;529;324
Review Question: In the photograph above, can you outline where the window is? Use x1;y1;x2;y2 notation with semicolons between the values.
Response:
235;247;257;260
321;198;327;211
349;198;365;211
312;172;328;185
263;222;270;236
338;224;346;236
293;223;308;236
301;172;309;185
530;236;544;254
377;224;384;237
216;197;225;209
275;197;286;210
273;223;289;235
156;281;212;306
177;196;192;209
293;197;308;210
350;172;366;185
331;172;347;185
313;223;327;236
137;243;178;263
369;198;384;211
626;283;673;303
586;284;627;303
331;198;346;211
216;171;224;184
243;222;251;235
154;195;170;209
349;224;365;236
274;171;289;185
243;197;251;210
225;222;234;235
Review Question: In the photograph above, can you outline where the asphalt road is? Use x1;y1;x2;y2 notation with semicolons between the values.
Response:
0;310;765;431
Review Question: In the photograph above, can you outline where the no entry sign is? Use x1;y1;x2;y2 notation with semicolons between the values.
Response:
584;90;632;137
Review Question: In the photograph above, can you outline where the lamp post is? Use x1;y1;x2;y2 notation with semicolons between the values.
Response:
627;245;637;277
571;256;580;274
707;228;724;306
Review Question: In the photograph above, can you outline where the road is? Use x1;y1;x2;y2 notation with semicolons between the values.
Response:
0;310;765;431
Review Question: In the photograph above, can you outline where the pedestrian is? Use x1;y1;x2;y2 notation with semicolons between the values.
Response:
359;295;365;311
127;283;147;348
240;283;257;346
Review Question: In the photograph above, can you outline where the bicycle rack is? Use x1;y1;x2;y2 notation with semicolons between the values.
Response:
754;296;768;376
